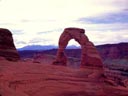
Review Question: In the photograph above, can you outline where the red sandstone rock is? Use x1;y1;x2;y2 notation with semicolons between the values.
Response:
97;43;128;60
0;28;20;61
0;60;128;96
107;47;120;59
53;28;103;68
0;56;6;60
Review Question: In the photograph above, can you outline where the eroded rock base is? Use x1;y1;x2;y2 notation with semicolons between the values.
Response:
0;60;128;96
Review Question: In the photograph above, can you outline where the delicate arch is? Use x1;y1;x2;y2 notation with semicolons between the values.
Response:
53;28;103;68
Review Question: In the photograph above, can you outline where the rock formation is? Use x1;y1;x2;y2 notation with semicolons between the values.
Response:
0;28;20;61
96;43;128;60
0;59;128;96
53;28;103;67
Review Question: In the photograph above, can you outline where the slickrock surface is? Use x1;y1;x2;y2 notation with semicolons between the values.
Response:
53;28;103;68
0;60;128;96
0;28;20;61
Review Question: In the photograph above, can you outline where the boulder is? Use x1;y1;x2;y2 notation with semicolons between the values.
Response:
53;27;103;68
0;28;20;61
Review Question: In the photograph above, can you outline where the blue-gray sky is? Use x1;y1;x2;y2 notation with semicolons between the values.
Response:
0;0;128;48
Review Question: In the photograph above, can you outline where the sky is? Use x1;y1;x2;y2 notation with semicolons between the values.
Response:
0;0;128;48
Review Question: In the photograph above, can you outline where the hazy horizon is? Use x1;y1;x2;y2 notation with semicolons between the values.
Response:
0;0;128;48
17;42;128;50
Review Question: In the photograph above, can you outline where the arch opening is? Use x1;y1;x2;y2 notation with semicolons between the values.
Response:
65;39;81;68
66;39;80;49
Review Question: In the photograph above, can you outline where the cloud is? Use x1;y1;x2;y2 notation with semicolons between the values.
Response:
84;23;128;32
86;29;128;45
0;0;126;21
16;41;27;44
13;39;27;48
0;0;128;48
78;10;128;24
0;22;12;25
11;29;24;35
124;9;128;11
76;9;128;33
28;38;53;45
37;29;62;34
20;19;33;23
110;0;128;9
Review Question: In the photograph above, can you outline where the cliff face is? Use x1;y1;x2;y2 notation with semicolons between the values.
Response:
96;43;128;60
0;28;20;61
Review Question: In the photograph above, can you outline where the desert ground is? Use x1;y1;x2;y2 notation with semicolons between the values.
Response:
0;59;128;96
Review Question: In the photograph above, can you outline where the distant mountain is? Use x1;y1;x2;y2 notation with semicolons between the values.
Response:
18;45;80;51
18;42;128;60
66;45;80;49
18;45;57;51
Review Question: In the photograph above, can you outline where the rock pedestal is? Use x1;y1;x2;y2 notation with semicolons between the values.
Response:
53;28;103;68
0;28;20;61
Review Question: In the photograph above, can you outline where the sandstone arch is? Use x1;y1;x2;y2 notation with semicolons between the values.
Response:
53;28;103;68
